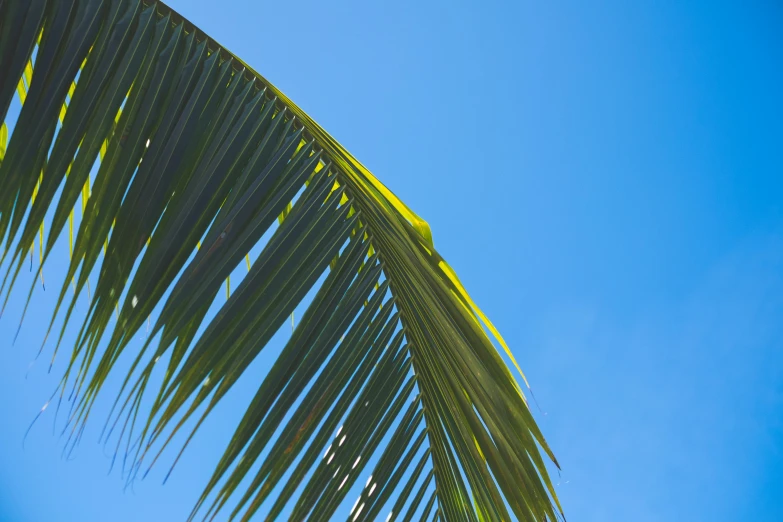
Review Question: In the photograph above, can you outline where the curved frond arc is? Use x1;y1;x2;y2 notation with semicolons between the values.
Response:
0;1;562;520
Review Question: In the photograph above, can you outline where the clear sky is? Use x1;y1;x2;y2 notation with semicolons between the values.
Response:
1;1;782;521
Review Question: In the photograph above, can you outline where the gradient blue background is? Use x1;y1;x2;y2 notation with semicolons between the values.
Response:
1;1;782;520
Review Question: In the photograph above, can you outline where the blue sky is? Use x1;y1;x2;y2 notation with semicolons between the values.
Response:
1;1;782;521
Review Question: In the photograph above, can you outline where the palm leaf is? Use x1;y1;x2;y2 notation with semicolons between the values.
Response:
0;1;562;520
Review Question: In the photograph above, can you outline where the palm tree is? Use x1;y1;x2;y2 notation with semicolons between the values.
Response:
0;1;562;520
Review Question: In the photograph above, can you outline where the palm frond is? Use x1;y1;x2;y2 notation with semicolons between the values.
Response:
0;1;562;520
